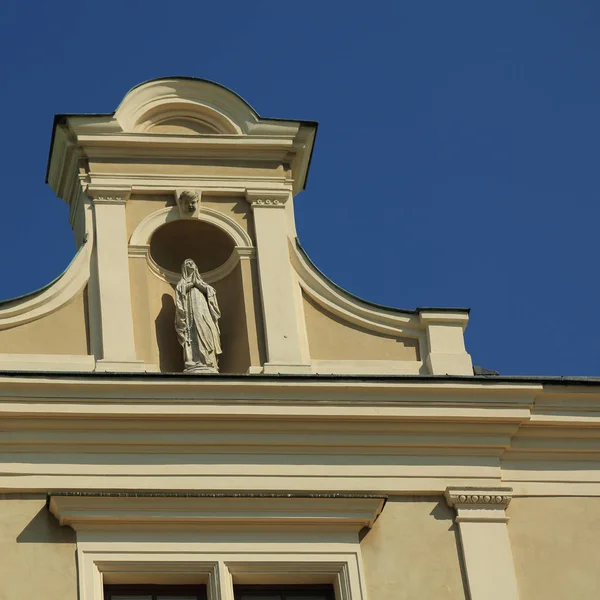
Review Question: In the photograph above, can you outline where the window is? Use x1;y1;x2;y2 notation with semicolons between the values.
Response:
104;585;207;600
50;494;382;600
234;585;335;600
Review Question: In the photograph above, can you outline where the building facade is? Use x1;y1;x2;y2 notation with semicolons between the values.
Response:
0;78;598;599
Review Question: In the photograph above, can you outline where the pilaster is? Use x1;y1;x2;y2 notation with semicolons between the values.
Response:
89;189;145;372
246;190;311;374
445;486;520;600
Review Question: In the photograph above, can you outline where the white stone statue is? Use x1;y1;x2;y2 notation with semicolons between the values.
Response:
175;259;222;373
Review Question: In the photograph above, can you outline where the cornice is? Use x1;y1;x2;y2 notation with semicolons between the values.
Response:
49;494;385;532
0;373;541;404
76;134;295;159
0;378;597;495
419;311;470;327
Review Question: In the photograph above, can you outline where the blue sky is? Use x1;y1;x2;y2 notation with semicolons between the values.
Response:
0;0;598;376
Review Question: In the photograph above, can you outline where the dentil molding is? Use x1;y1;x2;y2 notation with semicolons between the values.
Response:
245;189;290;208
445;486;513;523
445;488;512;509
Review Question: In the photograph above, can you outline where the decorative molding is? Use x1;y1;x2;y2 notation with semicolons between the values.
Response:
445;488;512;509
236;247;256;259
3;376;599;497
129;206;254;249
128;245;149;258
250;198;286;209
419;311;470;327
291;242;423;339
0;236;92;330
93;196;127;205
115;79;247;134
245;189;290;209
445;487;513;523
49;494;385;531
87;185;131;204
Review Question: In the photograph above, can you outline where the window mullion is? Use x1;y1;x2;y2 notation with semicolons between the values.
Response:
214;561;234;600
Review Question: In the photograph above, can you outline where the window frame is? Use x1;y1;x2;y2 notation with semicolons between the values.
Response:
233;584;336;600
104;583;208;600
79;551;362;600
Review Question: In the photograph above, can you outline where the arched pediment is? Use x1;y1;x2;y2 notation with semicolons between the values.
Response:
114;78;256;134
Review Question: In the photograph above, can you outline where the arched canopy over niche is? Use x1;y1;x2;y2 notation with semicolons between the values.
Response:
150;220;235;275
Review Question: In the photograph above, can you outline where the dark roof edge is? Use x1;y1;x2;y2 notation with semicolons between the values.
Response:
45;76;319;187
1;371;599;386
295;239;470;315
45;114;68;184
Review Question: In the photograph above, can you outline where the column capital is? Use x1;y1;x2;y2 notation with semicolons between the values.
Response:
445;486;513;523
245;189;290;209
87;185;131;204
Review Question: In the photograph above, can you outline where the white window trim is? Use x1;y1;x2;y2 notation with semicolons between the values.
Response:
50;493;383;600
80;548;363;600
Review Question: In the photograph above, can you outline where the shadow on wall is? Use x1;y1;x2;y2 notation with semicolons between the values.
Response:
358;496;469;599
430;499;469;596
155;293;184;373
17;503;75;544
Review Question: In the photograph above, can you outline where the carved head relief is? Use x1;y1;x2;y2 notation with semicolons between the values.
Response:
176;189;200;218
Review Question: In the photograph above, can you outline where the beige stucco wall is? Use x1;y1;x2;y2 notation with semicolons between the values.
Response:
361;496;466;599
302;293;420;361
202;195;254;236
508;497;600;599
126;195;173;238
0;496;77;600
0;291;89;355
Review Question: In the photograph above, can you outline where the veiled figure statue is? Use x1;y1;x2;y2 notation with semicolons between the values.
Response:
175;259;222;373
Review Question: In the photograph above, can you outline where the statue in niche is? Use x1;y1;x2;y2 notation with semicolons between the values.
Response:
175;259;222;373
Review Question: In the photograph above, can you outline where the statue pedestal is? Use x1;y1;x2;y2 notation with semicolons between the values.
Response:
184;364;218;374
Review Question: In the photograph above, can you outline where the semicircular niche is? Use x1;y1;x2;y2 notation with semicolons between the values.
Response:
150;219;236;275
